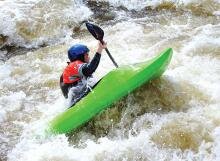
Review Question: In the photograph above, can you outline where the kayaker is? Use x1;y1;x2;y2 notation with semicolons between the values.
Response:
60;42;107;105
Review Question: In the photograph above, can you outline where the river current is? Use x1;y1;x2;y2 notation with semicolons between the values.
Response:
0;0;220;161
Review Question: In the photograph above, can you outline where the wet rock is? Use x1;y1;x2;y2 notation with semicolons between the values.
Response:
86;1;116;22
0;35;8;47
0;45;34;61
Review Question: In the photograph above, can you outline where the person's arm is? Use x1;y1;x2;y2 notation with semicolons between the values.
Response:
80;42;107;77
81;52;101;77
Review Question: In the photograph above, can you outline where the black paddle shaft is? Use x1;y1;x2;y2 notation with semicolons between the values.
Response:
85;22;119;68
100;40;119;68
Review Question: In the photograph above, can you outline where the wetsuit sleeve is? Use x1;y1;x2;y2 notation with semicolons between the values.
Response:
80;52;101;77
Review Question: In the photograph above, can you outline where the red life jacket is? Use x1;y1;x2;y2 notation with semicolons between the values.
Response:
62;60;84;84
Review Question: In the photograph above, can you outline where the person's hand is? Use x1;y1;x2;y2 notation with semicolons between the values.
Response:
97;41;107;54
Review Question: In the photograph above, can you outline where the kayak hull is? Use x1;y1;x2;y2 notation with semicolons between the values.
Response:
48;48;173;134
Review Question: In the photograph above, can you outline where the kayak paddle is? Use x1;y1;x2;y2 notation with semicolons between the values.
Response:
85;22;119;68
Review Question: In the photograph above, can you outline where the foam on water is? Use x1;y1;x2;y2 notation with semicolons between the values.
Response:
213;127;220;161
7;109;219;161
101;0;220;14
0;0;92;48
0;110;6;123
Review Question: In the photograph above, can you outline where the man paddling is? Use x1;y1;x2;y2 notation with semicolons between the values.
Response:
60;42;107;106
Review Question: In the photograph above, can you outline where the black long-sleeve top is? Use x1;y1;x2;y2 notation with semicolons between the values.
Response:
80;52;101;77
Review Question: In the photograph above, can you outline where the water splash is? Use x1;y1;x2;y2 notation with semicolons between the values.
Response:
0;0;92;48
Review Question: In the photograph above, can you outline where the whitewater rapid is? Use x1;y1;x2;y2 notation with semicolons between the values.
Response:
0;0;220;161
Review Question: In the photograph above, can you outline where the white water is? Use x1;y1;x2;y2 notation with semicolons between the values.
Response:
0;0;220;161
99;0;220;14
0;0;92;48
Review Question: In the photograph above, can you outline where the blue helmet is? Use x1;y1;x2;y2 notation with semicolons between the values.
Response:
68;44;89;61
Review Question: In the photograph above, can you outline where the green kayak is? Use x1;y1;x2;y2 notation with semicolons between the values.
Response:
48;48;173;135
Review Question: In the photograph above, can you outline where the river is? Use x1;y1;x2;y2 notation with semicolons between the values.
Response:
0;0;220;161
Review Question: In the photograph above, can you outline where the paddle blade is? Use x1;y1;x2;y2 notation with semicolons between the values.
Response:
86;22;104;41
